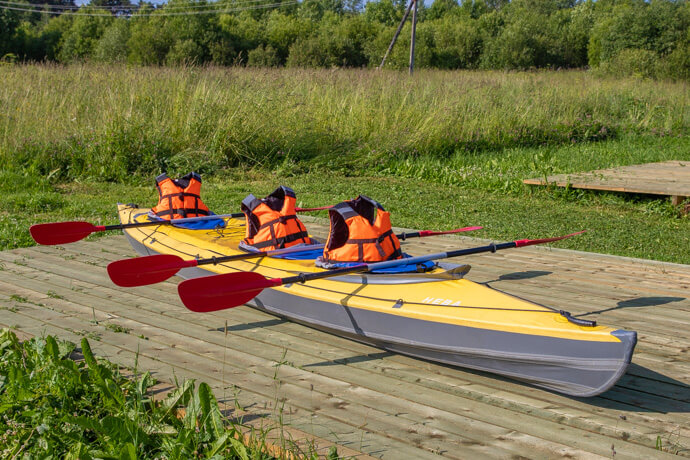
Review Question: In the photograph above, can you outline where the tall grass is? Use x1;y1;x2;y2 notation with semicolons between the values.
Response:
1;64;688;183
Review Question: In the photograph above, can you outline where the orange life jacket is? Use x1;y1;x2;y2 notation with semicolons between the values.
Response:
322;195;402;263
241;186;311;250
151;172;211;220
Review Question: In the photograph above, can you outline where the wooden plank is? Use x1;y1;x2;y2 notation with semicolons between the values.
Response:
523;161;690;199
1;295;679;459
0;268;684;454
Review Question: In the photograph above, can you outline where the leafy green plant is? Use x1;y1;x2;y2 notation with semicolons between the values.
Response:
0;329;295;459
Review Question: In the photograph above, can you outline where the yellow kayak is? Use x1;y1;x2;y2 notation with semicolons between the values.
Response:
117;204;636;397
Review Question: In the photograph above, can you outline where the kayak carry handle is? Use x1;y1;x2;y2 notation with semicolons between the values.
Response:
560;310;596;327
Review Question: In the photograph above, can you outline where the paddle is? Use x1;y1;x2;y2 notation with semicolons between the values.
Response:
29;206;327;246
108;225;483;287
177;231;586;313
397;226;483;240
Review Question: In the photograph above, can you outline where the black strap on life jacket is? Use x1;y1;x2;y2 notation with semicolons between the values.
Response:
326;196;401;262
241;186;309;249
249;231;311;249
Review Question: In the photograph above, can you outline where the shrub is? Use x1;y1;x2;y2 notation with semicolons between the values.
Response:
166;38;205;66
57;12;112;63
599;48;660;79
365;21;434;70
248;44;281;67
659;43;690;81
429;15;482;69
287;14;372;67
265;11;313;63
94;19;130;63
127;13;172;65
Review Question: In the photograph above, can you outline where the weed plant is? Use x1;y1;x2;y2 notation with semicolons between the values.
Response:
0;329;277;459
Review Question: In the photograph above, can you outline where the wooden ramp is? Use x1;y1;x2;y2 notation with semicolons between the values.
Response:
1;225;689;459
524;161;690;205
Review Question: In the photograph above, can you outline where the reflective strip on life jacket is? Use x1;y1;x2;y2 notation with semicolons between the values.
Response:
151;172;211;220
241;186;311;251
322;195;402;263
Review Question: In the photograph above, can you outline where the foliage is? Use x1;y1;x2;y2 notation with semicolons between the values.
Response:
428;14;482;69
287;14;373;67
93;19;129;63
0;3;22;58
248;44;281;67
597;48;660;79
660;42;690;81
0;329;272;458
0;0;688;78
57;11;113;62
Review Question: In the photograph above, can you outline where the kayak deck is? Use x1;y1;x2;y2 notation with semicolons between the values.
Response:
2;232;687;457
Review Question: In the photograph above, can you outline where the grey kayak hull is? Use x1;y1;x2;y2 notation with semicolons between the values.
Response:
125;233;636;397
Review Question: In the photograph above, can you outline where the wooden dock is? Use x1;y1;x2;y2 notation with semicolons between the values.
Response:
1;223;688;459
524;160;690;206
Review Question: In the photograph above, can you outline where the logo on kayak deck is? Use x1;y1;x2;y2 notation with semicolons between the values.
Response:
422;297;462;306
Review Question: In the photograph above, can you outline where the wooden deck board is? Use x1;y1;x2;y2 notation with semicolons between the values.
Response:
1;270;669;458
1;229;688;458
523;160;690;201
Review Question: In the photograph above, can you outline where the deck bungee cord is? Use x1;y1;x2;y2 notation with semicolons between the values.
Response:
118;210;591;324
29;205;330;246
107;225;483;287
280;281;596;326
175;231;591;323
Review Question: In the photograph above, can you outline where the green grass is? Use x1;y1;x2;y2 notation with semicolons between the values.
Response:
0;64;688;263
1;65;688;182
3;159;687;263
373;135;689;193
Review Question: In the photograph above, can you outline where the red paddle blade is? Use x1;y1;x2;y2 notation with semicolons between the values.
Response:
107;254;193;287
515;230;587;248
29;221;101;245
178;272;282;313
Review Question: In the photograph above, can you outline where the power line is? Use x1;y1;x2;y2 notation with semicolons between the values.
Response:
0;0;298;15
0;0;281;12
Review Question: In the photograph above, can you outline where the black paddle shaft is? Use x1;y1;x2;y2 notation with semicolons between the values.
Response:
280;241;516;285
189;229;476;268
104;212;245;231
278;240;597;328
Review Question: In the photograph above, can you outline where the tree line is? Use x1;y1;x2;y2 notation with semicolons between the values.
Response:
1;0;688;79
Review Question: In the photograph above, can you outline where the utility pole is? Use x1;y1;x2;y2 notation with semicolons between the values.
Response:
378;0;417;72
409;0;418;75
